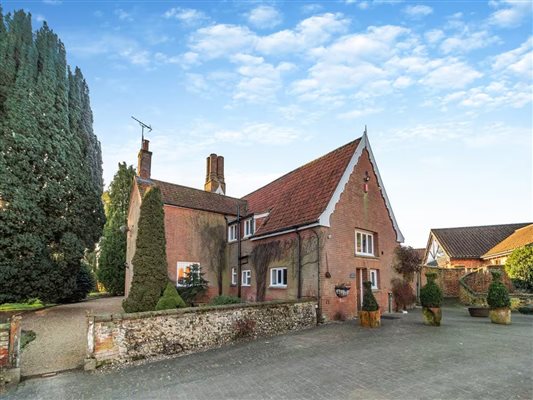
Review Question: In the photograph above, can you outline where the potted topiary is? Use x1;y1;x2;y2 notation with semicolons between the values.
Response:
420;272;443;326
487;270;511;325
359;281;380;328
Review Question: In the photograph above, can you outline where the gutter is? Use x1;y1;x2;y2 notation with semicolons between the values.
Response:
250;222;321;241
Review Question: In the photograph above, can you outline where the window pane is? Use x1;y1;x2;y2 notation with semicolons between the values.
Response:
271;269;276;285
283;269;287;285
368;235;373;255
356;233;361;252
362;235;367;253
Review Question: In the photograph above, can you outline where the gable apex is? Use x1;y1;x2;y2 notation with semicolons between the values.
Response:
318;132;404;243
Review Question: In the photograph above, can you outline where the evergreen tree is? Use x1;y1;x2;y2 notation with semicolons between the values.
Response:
0;10;104;303
123;187;168;313
98;163;135;295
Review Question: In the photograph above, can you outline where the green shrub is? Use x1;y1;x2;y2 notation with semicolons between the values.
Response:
65;263;96;303
362;281;379;311
123;187;169;313
420;272;443;308
487;270;511;309
505;246;533;292
155;283;186;310
209;295;242;306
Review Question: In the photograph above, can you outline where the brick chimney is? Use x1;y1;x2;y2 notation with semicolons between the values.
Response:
138;139;152;179
204;153;225;195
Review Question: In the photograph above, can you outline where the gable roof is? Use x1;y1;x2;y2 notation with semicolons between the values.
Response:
431;223;531;259
243;134;404;242
136;176;245;216
483;224;533;259
243;139;360;237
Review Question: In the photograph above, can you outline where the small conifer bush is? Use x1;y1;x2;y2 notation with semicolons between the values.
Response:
362;281;379;311
155;282;187;311
487;270;511;309
420;272;443;308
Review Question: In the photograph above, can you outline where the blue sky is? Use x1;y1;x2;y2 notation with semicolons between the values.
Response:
4;0;532;247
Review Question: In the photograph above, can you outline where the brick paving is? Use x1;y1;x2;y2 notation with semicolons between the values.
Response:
6;305;533;400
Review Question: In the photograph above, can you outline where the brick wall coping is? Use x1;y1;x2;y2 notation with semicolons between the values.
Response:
89;299;317;322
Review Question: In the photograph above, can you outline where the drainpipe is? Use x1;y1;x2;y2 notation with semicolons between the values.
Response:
310;228;321;324
237;205;242;299
296;230;302;299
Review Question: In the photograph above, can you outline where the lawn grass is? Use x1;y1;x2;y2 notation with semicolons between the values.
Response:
0;302;47;312
87;291;111;299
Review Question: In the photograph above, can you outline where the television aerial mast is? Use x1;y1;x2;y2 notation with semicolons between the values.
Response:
131;116;152;143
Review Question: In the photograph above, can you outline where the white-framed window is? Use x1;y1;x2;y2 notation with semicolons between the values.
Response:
177;262;200;287
228;224;237;242
242;270;251;286
270;267;287;287
244;218;255;237
231;267;237;285
355;230;374;257
370;269;379;290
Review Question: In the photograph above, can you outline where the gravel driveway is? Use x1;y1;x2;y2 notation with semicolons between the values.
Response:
20;297;123;377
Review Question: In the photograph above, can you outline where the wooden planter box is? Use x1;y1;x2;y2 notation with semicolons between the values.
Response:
468;307;489;317
422;307;442;326
359;310;380;328
489;307;511;325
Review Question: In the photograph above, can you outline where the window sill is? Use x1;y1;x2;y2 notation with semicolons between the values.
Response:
242;284;251;287
269;285;287;289
354;254;379;260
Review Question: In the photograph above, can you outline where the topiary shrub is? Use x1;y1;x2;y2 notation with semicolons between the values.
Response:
155;282;186;311
362;281;379;311
123;187;168;313
420;272;442;308
487;270;511;309
209;295;242;306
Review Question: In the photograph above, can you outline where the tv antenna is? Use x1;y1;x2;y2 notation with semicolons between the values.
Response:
131;116;152;143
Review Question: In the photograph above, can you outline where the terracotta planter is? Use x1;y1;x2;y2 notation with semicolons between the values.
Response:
422;307;442;326
468;307;489;317
489;307;511;325
359;310;381;328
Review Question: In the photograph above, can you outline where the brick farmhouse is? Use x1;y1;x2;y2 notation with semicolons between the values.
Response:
125;132;405;321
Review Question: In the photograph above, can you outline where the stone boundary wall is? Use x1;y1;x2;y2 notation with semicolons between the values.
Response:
459;271;533;309
0;316;21;388
421;266;466;297
86;300;317;368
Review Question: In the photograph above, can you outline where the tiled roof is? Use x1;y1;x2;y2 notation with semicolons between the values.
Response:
483;224;533;258
136;177;246;216
243;139;361;236
432;223;531;259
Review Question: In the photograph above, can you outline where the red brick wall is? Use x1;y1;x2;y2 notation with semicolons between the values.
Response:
462;266;514;293
321;149;401;320
421;266;466;297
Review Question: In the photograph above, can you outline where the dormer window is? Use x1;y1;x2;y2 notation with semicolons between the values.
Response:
228;224;237;242
244;218;255;238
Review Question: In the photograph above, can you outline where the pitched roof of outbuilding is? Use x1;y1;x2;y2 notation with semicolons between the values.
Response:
431;223;531;259
483;224;533;259
136;177;245;216
243;139;360;236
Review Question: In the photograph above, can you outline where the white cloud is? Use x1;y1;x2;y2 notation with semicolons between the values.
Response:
403;5;433;18
189;24;256;59
419;60;482;89
114;9;133;22
440;30;500;54
164;7;209;26
338;107;382;119
214;123;301;145
492;37;533;78
43;0;61;5
35;14;46;23
425;29;444;44
489;0;532;28
302;4;323;14
442;81;532;109
230;54;295;103
247;5;282;29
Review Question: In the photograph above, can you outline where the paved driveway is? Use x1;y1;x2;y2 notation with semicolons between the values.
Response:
8;305;533;400
20;297;124;377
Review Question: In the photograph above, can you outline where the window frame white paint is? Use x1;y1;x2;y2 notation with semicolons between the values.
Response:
228;224;237;242
176;261;201;287
231;267;237;286
370;269;378;290
270;267;288;288
355;230;375;257
244;218;255;238
242;269;251;286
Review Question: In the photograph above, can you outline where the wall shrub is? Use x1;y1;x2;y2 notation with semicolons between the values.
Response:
209;295;242;306
155;282;186;311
